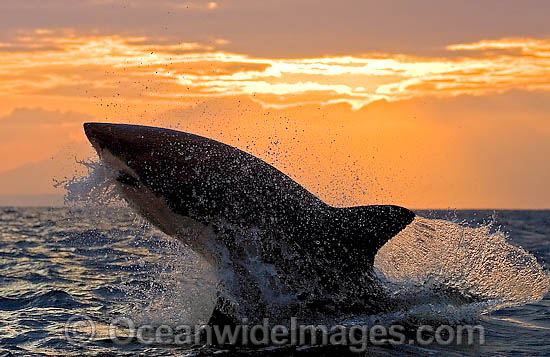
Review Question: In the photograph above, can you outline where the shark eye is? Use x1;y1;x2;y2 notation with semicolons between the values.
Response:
116;171;140;189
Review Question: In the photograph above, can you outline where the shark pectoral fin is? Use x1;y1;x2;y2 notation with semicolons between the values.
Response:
207;295;238;327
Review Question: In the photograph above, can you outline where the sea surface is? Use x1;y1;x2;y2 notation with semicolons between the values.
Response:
0;207;549;356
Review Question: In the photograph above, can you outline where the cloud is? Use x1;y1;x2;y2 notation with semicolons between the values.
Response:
1;0;549;60
447;38;550;57
0;33;550;110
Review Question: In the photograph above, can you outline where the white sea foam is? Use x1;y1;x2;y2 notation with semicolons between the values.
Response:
375;216;550;321
57;160;121;206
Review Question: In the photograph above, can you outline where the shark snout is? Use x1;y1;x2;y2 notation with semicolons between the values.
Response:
83;122;118;152
84;122;138;181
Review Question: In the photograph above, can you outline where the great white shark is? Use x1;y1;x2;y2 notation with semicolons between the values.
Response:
83;122;415;324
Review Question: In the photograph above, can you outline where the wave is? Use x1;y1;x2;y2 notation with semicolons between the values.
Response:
0;290;85;311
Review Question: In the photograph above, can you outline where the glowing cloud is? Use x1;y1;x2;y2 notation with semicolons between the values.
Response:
1;33;550;109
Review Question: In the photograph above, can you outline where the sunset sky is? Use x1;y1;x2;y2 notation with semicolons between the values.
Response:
1;0;549;208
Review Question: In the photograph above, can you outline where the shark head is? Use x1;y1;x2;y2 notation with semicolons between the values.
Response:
84;122;226;265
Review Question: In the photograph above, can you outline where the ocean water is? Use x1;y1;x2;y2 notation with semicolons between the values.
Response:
0;207;549;356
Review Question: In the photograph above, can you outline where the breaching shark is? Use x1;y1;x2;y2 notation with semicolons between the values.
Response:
83;122;415;325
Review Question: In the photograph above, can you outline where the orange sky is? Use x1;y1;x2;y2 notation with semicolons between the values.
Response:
0;1;549;208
